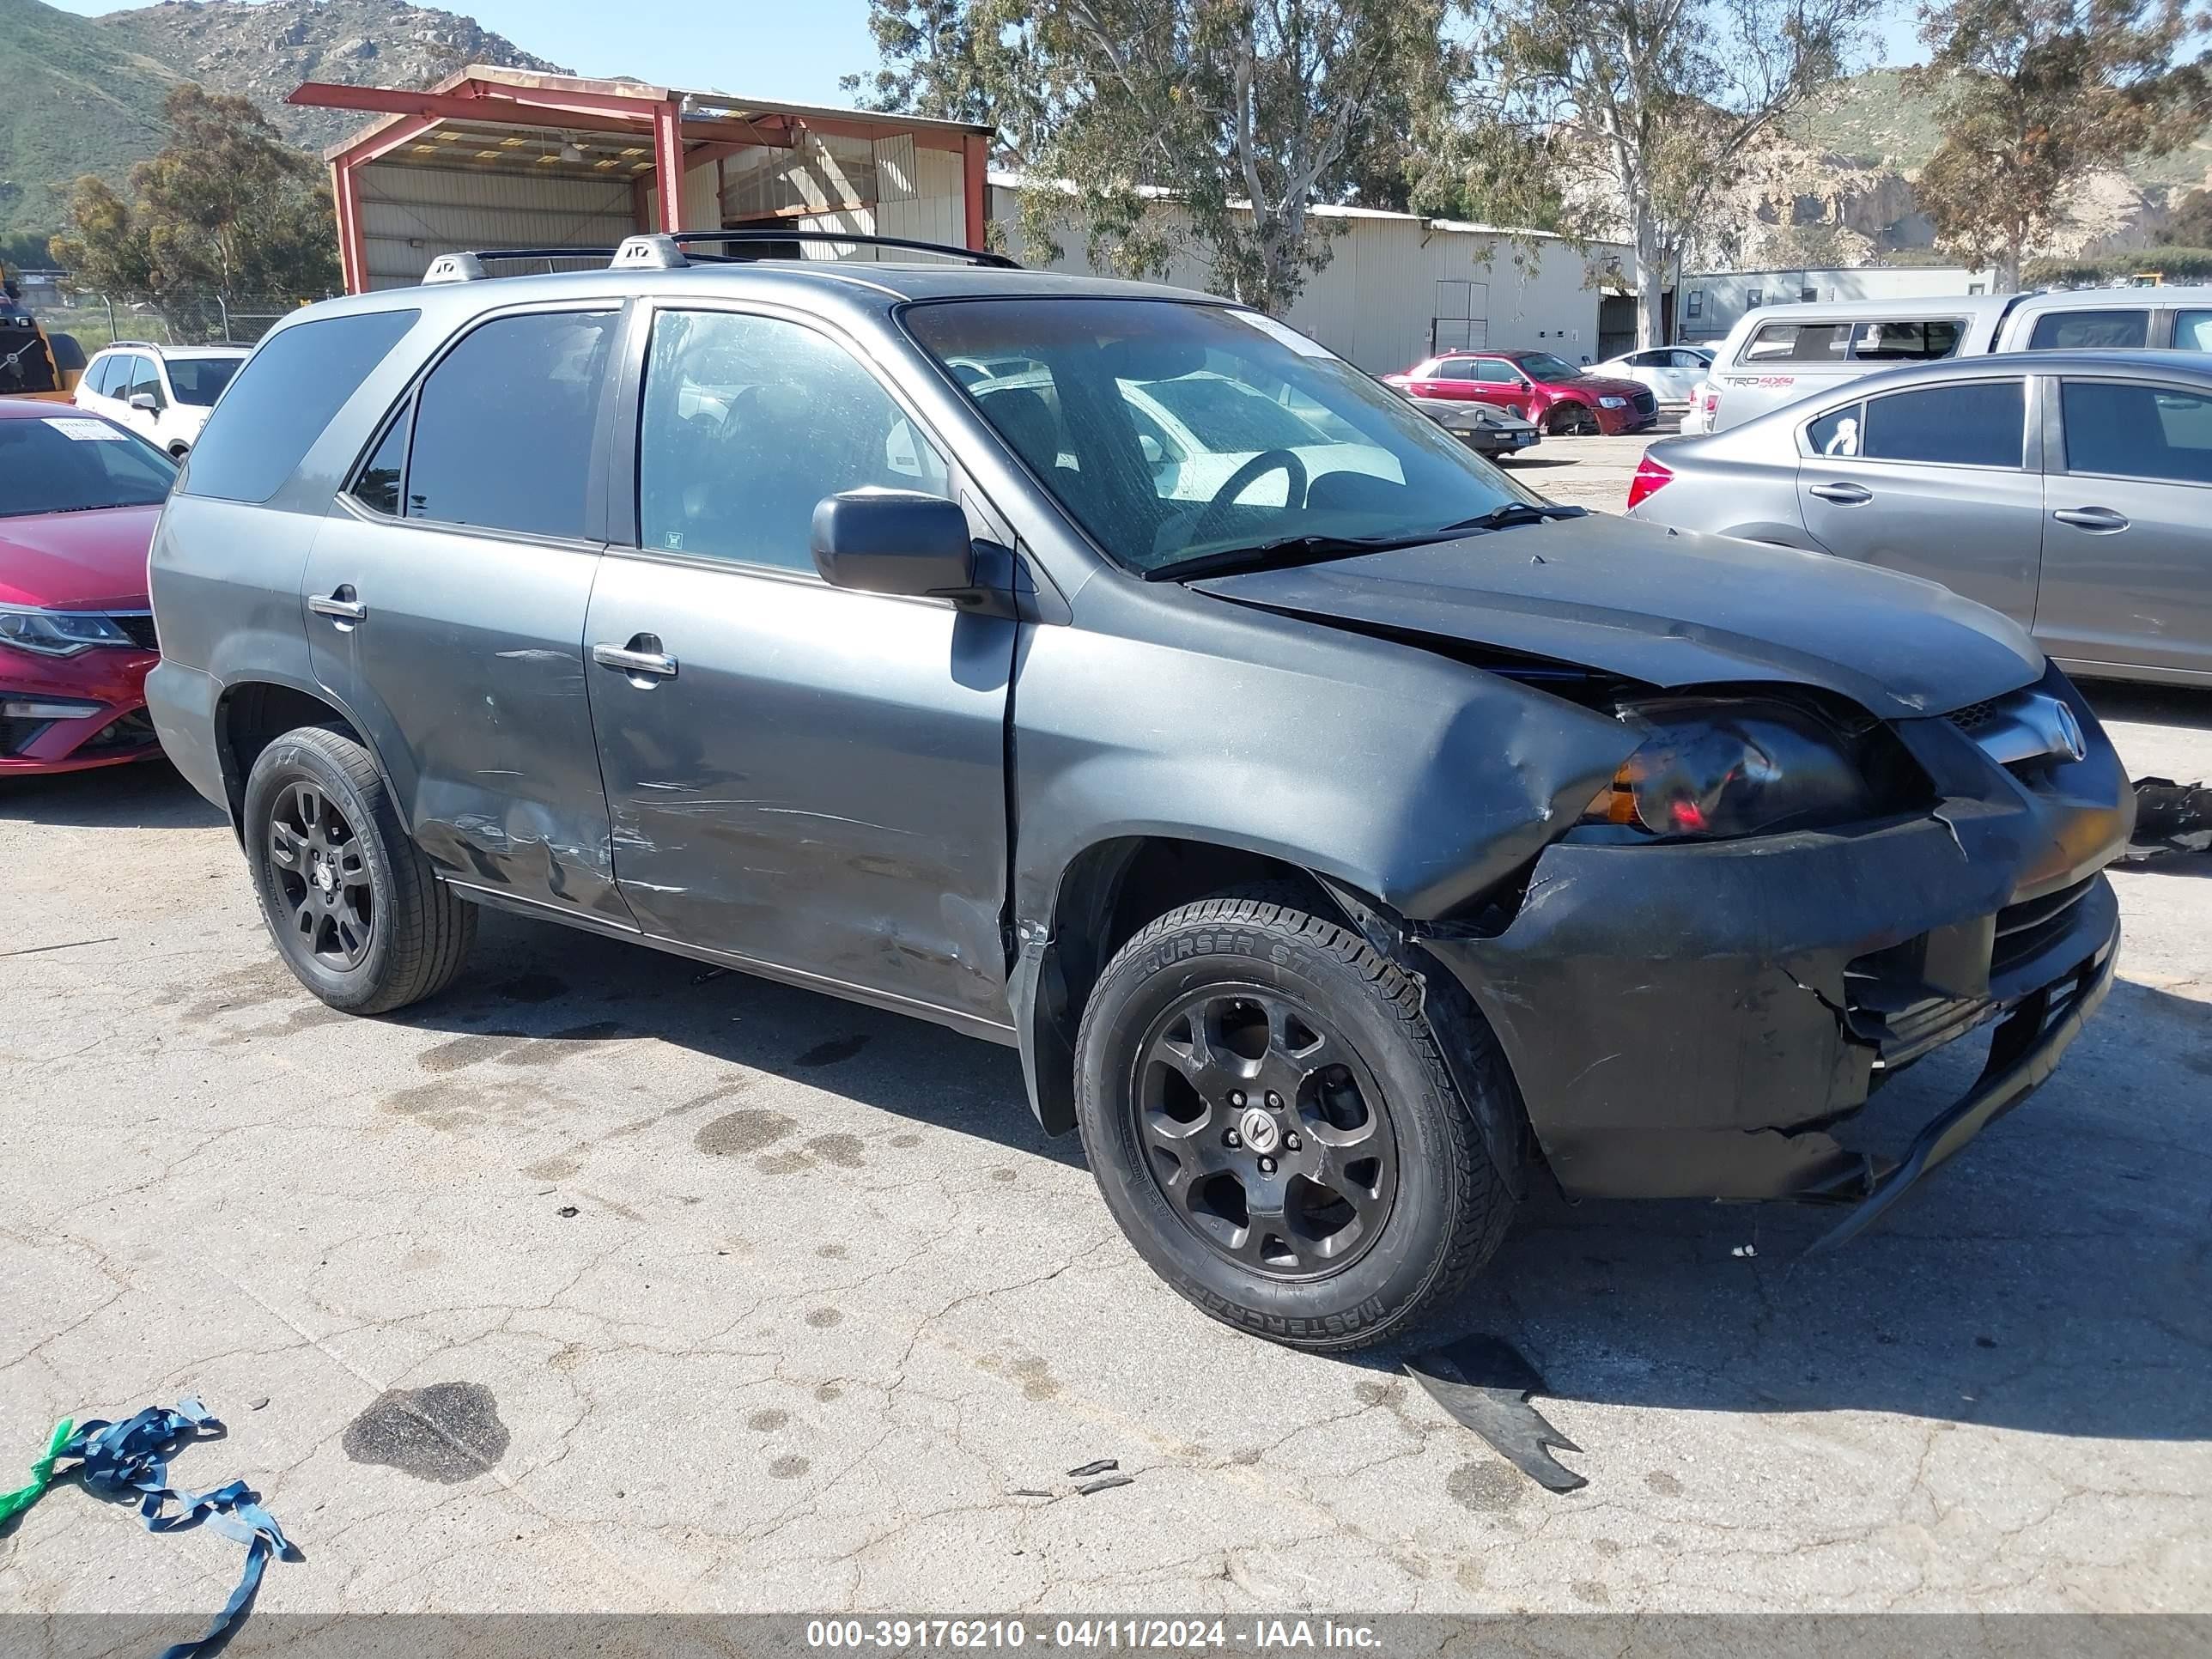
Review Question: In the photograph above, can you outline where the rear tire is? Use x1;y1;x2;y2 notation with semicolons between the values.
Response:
242;725;475;1014
1074;895;1517;1352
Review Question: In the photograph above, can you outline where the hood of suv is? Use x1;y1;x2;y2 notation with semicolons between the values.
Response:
1191;512;2042;720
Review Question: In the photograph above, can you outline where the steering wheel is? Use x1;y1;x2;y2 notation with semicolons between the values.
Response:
1187;448;1309;547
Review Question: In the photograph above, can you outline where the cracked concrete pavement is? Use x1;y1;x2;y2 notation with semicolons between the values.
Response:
2;677;2209;1619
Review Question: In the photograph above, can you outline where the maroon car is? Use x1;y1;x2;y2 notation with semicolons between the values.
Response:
0;398;176;775
1384;348;1659;436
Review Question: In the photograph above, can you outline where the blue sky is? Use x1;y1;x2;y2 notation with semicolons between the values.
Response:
50;0;1925;104
49;0;884;105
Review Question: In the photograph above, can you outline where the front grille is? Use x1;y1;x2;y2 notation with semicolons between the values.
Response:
1948;698;1998;733
1992;874;2096;976
110;612;159;651
1631;390;1656;415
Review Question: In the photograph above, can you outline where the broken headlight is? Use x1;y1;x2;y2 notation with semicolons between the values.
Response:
1580;701;1875;840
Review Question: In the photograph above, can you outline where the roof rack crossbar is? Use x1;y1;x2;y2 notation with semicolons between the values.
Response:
620;229;1020;270
424;247;622;283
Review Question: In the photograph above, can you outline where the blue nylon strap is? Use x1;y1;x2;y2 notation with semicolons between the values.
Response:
58;1396;295;1659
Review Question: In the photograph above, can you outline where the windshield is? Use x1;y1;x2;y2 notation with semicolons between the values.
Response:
0;416;178;517
907;299;1531;574
166;356;242;407
1517;352;1582;383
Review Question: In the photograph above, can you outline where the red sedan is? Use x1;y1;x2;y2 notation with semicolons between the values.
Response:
0;398;177;775
1384;348;1659;436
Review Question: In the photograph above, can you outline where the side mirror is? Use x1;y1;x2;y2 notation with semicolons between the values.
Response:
810;489;975;599
130;392;161;413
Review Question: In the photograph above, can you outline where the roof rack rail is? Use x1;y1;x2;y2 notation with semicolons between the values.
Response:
423;247;620;284
103;339;168;352
612;230;1020;270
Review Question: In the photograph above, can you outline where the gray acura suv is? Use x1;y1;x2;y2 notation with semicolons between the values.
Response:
147;234;2130;1349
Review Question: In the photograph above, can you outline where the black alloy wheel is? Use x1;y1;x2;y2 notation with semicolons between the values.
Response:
1133;987;1398;1279
265;780;374;971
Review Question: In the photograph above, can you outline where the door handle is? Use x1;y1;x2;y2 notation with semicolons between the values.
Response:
591;635;678;680
1808;482;1872;505
2052;506;2130;532
309;585;367;624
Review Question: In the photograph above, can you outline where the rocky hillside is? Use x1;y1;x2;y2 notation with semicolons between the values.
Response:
1707;68;2212;270
0;0;566;236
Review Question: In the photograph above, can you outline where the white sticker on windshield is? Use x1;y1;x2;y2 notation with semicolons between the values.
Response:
1227;309;1338;360
45;416;126;442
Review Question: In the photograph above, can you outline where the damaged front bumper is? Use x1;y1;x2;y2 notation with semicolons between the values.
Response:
1417;684;2132;1240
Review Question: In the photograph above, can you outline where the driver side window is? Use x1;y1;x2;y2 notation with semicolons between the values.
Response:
638;310;951;574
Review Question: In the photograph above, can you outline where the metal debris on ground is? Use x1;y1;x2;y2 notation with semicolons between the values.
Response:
1;1397;295;1658
2128;777;2212;859
1066;1458;1118;1478
1405;1335;1588;1494
1009;1487;1054;1499
1732;1243;1758;1258
1075;1474;1135;1496
556;1206;580;1218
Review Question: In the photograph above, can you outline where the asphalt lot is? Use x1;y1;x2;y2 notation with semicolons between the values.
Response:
3;441;2209;1618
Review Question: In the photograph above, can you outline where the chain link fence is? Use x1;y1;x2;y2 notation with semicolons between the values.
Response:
31;290;331;358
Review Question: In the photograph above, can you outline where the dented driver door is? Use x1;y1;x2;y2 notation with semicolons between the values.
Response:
584;303;1016;1036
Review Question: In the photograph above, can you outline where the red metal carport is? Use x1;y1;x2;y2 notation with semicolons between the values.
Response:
292;67;995;293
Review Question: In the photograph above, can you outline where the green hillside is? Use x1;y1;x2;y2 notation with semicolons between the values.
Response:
0;0;566;242
0;0;181;237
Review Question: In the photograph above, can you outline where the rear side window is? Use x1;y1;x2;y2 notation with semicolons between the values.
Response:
1850;319;1962;362
1741;323;1847;364
182;309;418;504
2062;380;2212;485
2175;310;2212;352
1862;381;2024;467
2028;309;2148;350
404;311;616;539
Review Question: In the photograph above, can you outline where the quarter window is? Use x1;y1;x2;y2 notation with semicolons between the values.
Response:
405;310;614;538
2061;380;2212;485
2027;309;2148;350
182;309;419;505
1808;402;1865;457
1860;381;2025;467
637;309;951;574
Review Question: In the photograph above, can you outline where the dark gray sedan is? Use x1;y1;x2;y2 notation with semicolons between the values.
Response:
1626;350;2212;686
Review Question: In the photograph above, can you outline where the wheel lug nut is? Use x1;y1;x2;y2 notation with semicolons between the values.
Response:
1266;1091;1282;1109
1229;1091;1245;1108
1224;1128;1241;1148
1258;1157;1276;1175
1285;1133;1301;1152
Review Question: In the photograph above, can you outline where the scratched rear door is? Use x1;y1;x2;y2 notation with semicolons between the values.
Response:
583;301;1017;1033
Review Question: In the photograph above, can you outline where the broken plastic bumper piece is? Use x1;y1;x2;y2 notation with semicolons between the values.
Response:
1809;909;2117;1252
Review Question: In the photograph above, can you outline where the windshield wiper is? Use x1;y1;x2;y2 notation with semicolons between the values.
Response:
1431;501;1589;535
1144;531;1453;582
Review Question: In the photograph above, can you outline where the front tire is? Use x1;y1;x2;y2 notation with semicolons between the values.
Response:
1074;896;1517;1352
242;725;475;1014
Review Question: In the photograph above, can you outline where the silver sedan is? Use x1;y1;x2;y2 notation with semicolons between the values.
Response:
1625;349;2212;686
